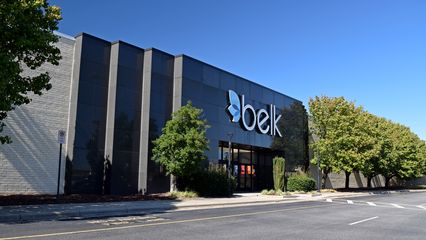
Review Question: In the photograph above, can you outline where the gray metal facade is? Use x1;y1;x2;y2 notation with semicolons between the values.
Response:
58;33;309;194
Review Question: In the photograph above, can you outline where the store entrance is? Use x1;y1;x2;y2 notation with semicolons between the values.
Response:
238;164;255;191
218;142;277;192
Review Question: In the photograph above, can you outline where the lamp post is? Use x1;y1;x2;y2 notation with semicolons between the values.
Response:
227;132;233;196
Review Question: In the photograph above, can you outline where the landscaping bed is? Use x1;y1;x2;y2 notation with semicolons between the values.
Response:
0;193;175;206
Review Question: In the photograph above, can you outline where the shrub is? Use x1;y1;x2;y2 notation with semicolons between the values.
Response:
260;189;269;195
267;189;276;195
260;189;283;196
178;167;236;197
273;157;285;191
169;191;199;199
287;175;316;192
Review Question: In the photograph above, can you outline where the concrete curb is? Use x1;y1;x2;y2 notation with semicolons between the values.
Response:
327;189;426;199
0;207;171;223
0;198;298;223
1;189;424;223
366;189;426;194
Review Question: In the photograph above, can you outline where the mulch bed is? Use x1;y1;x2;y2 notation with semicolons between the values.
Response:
0;194;176;206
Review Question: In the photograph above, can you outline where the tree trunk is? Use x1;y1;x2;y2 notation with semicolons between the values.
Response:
322;171;329;189
170;174;177;192
367;176;372;189
385;176;392;188
345;171;351;189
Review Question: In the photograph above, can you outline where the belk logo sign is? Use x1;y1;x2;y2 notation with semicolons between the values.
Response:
226;90;282;137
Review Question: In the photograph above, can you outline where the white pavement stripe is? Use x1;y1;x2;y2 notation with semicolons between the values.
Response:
367;202;376;206
347;200;354;204
391;204;405;209
417;205;426;210
349;216;379;226
326;199;332;202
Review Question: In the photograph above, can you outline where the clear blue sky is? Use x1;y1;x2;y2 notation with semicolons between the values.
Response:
52;0;426;140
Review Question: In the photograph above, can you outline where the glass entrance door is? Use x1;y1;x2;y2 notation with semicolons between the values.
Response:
238;164;255;191
218;141;275;192
238;149;251;191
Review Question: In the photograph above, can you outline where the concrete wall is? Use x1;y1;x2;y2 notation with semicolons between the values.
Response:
398;176;426;187
309;166;426;189
327;172;385;188
308;127;426;189
0;35;75;194
309;166;386;189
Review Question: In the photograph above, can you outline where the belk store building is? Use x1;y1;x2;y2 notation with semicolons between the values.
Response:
0;33;308;195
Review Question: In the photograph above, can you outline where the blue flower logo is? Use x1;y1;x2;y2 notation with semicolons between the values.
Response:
227;90;241;122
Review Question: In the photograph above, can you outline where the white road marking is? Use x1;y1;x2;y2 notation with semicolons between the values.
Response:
348;216;379;226
391;204;405;209
323;198;424;211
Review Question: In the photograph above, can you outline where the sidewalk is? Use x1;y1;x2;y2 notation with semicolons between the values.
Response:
0;190;421;223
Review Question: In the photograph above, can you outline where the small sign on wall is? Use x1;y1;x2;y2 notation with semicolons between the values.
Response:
57;130;66;144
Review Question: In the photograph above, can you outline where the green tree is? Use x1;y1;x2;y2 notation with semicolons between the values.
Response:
379;121;425;187
309;96;355;188
334;104;368;189
309;96;374;189
360;115;390;188
310;96;426;189
418;140;426;175
152;102;209;191
0;0;61;144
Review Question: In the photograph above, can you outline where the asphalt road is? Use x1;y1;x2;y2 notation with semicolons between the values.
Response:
0;192;425;240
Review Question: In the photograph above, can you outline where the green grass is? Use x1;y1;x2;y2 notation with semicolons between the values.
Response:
261;188;337;196
168;191;199;199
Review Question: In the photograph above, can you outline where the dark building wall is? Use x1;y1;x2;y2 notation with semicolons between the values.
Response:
67;33;111;194
145;49;174;193
177;55;309;190
68;37;147;195
65;33;308;194
108;42;144;194
178;55;306;158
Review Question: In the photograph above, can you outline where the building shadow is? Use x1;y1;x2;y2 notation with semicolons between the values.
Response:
1;107;63;193
0;199;182;225
354;171;364;188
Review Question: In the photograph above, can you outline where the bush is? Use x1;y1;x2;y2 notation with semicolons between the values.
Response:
260;189;276;195
177;167;236;197
169;191;198;199
261;189;269;195
267;189;276;195
287;175;316;192
273;157;285;191
260;189;283;196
